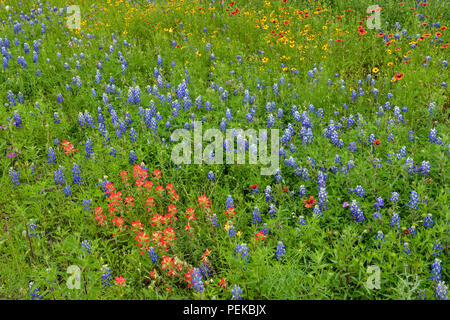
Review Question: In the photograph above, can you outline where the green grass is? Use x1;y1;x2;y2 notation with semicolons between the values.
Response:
0;0;448;300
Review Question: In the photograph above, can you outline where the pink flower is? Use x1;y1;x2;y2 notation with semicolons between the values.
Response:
342;202;350;208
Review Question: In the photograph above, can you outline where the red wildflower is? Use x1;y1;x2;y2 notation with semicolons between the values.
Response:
373;139;381;146
255;230;267;242
225;207;236;220
202;249;212;264
152;170;161;179
184;208;197;222
303;196;317;208
358;28;367;35
197;195;212;208
120;171;129;183
125;196;134;207
115;276;126;286
218;278;227;288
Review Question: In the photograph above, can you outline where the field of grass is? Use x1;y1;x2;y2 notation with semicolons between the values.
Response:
0;0;448;300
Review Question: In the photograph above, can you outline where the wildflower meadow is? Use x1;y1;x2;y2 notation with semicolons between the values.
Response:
0;0;448;302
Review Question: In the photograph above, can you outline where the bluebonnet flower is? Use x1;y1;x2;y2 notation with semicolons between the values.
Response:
228;226;236;238
64;185;72;197
428;128;442;145
313;205;322;217
81;240;91;253
424;214;434;228
13;111;22;127
100;265;113;287
225;195;234;209
374;197;384;210
267;113;275;128
435;281;448;300
232;285;243;300
235;243;250;263
390;213;400;229
207;171;215;181
148;248;159;265
298;216;307;227
318;187;328;211
265;186;273;202
275;241;286;260
419;161;430;175
430;259;442;281
6;91;15;106
47;147;56;164
391;192;400;204
317;171;327;189
211;214;219;227
82;199;91;211
53;166;66;185
28;283;43;300
432;242;443;257
417;289;426;300
274;169;283;183
372;211;381;220
129;150;137;164
372;158;381;168
109;147;116;157
268;204;276;218
57;93;63;104
130;127;137;143
199;263;212;279
407;191;419;209
408;225;417;238
252;208;261;225
18;92;24;104
354;185;365;198
72;164;82;185
220;118;227;131
85;139;94;158
191;268;205;293
348;142;357;152
402;242;411;256
349;200;365;223
376;231;384;249
52;111;60;124
28;221;38;238
298;185;307;197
